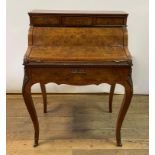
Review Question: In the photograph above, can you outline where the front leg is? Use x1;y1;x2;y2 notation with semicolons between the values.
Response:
22;71;39;147
40;83;47;113
116;77;133;146
109;84;115;113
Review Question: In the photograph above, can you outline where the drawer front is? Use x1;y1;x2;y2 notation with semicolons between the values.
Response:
30;67;129;85
95;17;124;25
62;16;92;26
29;15;127;27
30;15;60;26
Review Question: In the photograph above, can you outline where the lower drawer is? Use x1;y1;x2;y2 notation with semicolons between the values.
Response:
29;67;130;85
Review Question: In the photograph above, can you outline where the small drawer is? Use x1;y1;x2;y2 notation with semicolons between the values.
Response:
31;67;90;85
62;16;92;26
30;67;130;85
95;17;124;26
30;15;60;26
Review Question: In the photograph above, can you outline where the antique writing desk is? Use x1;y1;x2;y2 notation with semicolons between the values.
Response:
22;10;133;147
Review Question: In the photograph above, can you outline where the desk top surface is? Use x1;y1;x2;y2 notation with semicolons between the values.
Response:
29;10;128;15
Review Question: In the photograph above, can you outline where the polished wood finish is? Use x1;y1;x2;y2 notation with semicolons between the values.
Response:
22;10;133;147
109;84;116;113
7;95;148;155
28;10;128;27
40;84;47;113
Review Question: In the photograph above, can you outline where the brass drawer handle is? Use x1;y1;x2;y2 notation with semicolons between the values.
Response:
71;68;86;74
113;60;126;63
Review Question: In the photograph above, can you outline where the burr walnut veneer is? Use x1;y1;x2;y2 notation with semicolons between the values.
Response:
22;10;133;147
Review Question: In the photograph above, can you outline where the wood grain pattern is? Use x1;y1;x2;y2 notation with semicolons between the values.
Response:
7;95;148;155
27;46;129;62
29;10;127;27
28;27;33;46
95;17;124;25
7;95;148;116
32;27;124;47
73;149;148;155
23;10;133;146
29;67;130;85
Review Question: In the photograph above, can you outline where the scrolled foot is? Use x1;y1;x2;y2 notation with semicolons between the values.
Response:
33;140;39;147
117;141;122;147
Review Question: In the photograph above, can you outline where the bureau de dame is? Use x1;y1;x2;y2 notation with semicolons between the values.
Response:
22;10;133;147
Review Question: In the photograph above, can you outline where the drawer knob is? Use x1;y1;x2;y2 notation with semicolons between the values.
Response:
71;68;86;74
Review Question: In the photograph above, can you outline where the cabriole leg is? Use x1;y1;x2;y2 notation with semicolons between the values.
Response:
40;83;47;113
116;78;133;146
109;84;115;113
22;73;39;147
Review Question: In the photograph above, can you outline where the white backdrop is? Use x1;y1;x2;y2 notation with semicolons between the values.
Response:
6;0;149;94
